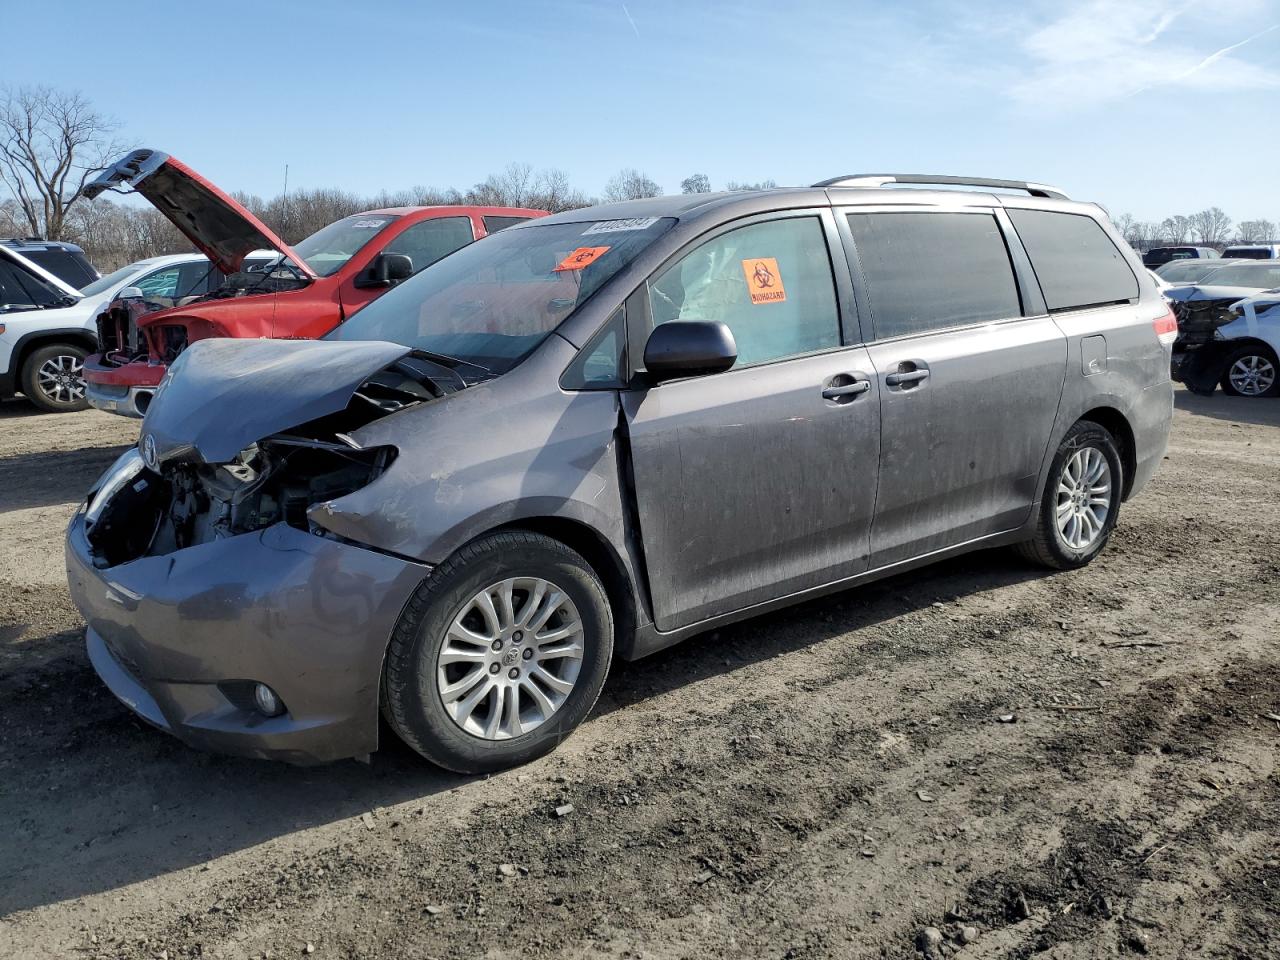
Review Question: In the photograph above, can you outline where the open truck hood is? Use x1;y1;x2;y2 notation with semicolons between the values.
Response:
84;149;316;278
141;338;412;465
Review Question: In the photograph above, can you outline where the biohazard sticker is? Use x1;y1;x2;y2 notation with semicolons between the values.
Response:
582;217;660;235
741;257;786;304
554;246;611;271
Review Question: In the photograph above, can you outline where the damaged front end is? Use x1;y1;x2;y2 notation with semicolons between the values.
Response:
65;336;454;763
83;436;395;569
1170;296;1240;395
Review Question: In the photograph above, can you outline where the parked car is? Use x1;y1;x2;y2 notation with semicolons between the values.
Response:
1166;260;1280;395
1220;244;1280;260
67;173;1174;772
1;248;272;412
1142;245;1220;268
81;148;548;418
1153;258;1246;285
0;237;99;289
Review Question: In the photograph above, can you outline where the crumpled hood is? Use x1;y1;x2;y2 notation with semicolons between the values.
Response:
140;338;411;465
1164;283;1274;304
84;149;315;278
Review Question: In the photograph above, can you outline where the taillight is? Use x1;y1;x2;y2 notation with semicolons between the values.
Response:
1153;309;1178;345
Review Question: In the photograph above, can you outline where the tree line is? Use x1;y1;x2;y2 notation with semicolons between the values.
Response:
0;86;1273;273
1111;209;1276;252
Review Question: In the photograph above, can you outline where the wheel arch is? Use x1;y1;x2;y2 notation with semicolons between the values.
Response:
1077;406;1137;500
1220;336;1279;361
5;328;97;398
488;516;641;660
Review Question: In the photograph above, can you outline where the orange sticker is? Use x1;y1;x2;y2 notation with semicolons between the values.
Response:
554;246;611;271
741;257;786;304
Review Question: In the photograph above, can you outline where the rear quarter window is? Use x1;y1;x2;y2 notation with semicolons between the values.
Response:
482;215;530;234
1009;209;1139;312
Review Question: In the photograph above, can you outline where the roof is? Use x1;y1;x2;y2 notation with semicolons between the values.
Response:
355;205;550;218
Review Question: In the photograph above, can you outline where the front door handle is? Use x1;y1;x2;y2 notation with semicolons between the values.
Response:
821;377;871;402
885;369;929;387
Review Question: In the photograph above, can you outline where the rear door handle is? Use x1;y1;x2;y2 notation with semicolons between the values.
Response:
885;369;929;387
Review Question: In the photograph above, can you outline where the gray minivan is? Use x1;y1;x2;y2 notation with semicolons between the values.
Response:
67;175;1176;772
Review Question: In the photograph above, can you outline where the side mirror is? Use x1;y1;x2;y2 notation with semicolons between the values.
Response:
354;252;414;289
642;321;737;382
117;286;145;300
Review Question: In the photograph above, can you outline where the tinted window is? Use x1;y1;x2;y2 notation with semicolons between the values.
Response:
0;259;65;309
648;217;840;366
24;248;97;287
846;212;1021;338
1222;248;1271;260
483;215;531;234
1010;210;1139;311
383;217;474;275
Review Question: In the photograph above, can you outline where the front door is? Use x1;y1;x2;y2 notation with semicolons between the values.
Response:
623;213;881;632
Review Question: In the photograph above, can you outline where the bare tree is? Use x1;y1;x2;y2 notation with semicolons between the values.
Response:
1235;219;1277;243
681;173;711;194
1127;221;1159;252
1188;207;1232;246
603;168;661;202
1159;215;1191;244
724;178;778;191
469;162;537;207
0;86;126;240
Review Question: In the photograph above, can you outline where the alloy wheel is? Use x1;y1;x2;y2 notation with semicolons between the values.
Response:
1227;354;1276;397
36;354;85;405
436;577;585;740
1056;446;1112;550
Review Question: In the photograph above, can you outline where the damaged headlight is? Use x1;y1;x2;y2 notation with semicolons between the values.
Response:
85;449;146;529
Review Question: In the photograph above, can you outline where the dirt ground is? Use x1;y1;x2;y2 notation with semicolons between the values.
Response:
1;388;1277;960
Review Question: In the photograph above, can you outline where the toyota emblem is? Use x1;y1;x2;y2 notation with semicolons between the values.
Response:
141;433;158;472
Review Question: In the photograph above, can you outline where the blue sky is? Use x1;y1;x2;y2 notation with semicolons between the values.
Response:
5;0;1279;223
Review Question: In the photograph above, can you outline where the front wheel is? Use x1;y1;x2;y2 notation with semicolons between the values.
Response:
1219;344;1279;398
21;343;89;412
1017;421;1123;570
381;531;614;773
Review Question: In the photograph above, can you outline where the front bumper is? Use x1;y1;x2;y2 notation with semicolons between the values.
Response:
66;512;427;763
86;381;156;418
84;356;166;417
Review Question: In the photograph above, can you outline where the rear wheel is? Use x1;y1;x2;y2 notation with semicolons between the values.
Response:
381;531;614;773
1219;344;1279;398
1017;421;1123;570
21;343;89;413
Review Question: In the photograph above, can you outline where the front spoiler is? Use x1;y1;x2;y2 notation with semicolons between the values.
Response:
66;513;428;764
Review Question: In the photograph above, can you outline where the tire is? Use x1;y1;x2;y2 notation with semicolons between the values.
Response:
20;343;89;413
1017;421;1124;570
381;530;614;773
1218;343;1279;398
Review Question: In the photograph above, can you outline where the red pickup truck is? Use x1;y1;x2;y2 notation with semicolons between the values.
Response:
82;149;546;417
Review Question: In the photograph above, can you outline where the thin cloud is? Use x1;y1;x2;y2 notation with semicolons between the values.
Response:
1011;0;1280;105
622;3;640;38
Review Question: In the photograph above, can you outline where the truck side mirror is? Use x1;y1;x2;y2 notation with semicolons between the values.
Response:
354;253;414;289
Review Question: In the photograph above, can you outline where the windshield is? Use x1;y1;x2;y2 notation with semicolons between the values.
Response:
1203;263;1280;288
327;217;675;373
1157;261;1224;283
80;262;150;296
291;214;401;277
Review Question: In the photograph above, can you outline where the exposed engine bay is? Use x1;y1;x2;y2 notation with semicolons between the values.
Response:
83;352;469;568
94;265;309;367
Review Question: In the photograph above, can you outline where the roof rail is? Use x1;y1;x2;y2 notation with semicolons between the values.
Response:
813;174;1068;200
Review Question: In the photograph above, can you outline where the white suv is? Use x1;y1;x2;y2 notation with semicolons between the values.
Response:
0;250;254;412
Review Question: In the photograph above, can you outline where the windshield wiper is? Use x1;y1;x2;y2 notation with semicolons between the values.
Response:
407;348;491;376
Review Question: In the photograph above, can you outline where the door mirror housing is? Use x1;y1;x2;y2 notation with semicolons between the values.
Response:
642;321;737;382
354;252;414;289
117;286;145;300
